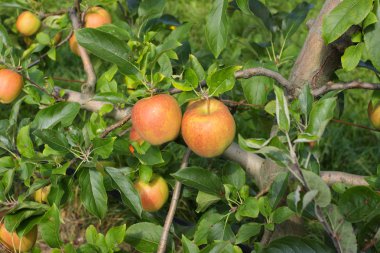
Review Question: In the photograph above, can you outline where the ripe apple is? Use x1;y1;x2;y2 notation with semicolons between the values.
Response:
16;11;41;36
0;69;23;104
84;7;112;28
34;185;51;203
69;34;80;56
131;94;182;145
368;101;380;130
0;224;37;253
181;98;236;157
134;175;169;212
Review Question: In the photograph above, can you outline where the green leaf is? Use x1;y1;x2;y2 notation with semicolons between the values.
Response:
205;0;228;58
207;66;241;96
303;170;331;207
324;205;357;253
284;2;313;37
16;125;34;158
306;97;336;138
92;137;115;159
236;197;259;220
341;43;364;71
105;224;126;250
302;189;318;211
274;86;290;132
323;0;372;43
271;206;294;224
235;222;261;244
363;11;378;29
194;211;224;245
31;102;80;129
79;169;108;219
298;85;313;123
33;129;70;153
189;54;205;81
125;222;173;253
171;166;224;196
182;235;200;253
221;162;246;190
134;146;164;165
40;205;62;248
196;191;221;213
138;0;165;19
240;61;275;105
365;5;380;70
262;236;334;253
76;28;141;78
200;241;233;253
105;167;142;217
268;172;289;208
258;196;272;218
338;186;380;222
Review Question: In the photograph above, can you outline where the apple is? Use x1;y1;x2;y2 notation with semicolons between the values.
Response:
34;185;51;203
134;175;169;212
16;11;41;36
181;98;236;157
131;94;182;145
84;7;112;28
69;34;80;56
0;224;37;253
368;101;380;130
0;69;23;104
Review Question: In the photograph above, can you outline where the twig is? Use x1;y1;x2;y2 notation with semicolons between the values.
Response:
52;77;85;84
260;229;273;246
235;67;292;91
312;81;380;97
331;118;380;133
27;29;74;69
99;115;131;138
320;171;368;186
39;10;67;18
157;149;191;253
68;7;96;95
23;76;63;101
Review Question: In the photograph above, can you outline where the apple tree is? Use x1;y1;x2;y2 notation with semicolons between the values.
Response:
0;0;379;252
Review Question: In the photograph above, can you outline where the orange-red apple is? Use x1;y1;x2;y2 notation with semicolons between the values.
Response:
181;98;236;157
34;185;51;203
134;175;169;212
84;7;112;28
131;94;182;145
0;224;37;253
0;69;23;104
69;34;80;56
368;101;380;130
16;11;41;36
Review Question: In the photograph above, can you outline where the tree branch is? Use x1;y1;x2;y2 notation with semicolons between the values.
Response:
54;88;368;188
68;7;96;95
157;149;191;253
235;67;291;91
312;81;380;97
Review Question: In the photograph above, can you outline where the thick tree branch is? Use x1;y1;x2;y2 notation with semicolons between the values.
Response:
157;149;191;253
69;8;96;95
289;0;343;97
312;81;380;97
235;67;291;91
55;88;368;188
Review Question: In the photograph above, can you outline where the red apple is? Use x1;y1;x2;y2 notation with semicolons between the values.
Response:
0;69;23;104
84;7;112;28
181;98;236;157
0;224;37;253
131;94;182;145
134;175;169;212
16;11;41;36
368;101;380;130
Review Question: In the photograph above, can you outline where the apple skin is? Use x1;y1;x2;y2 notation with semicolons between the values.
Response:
368;101;380;130
131;94;182;145
134;176;169;212
181;99;236;158
34;185;51;203
69;34;80;56
16;11;41;36
0;69;23;104
84;7;112;28
0;224;37;253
